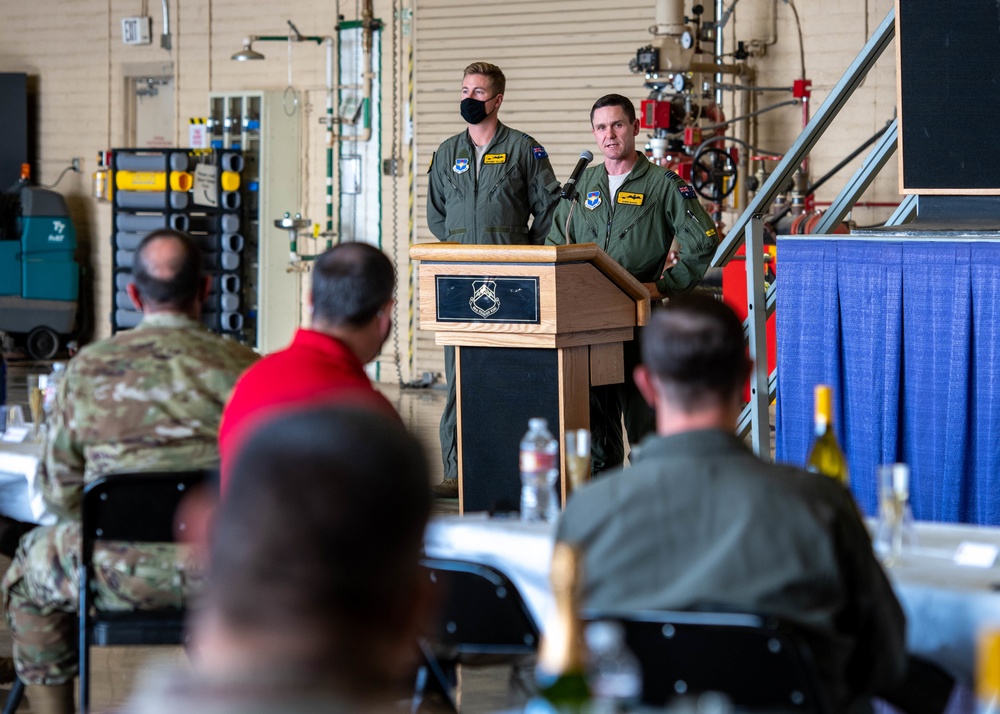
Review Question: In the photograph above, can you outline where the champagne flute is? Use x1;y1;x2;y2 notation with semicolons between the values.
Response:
27;375;44;442
876;463;913;567
565;429;591;493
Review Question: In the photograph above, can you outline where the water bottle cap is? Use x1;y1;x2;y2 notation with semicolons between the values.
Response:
585;620;625;652
528;417;547;430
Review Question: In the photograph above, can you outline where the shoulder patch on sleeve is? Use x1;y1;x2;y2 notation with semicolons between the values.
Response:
532;145;548;159
678;184;697;200
427;152;435;174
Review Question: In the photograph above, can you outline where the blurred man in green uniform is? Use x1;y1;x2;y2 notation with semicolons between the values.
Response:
1;228;258;713
557;295;907;711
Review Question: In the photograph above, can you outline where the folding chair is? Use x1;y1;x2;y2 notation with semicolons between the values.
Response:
413;558;541;713
582;608;830;713
77;469;211;712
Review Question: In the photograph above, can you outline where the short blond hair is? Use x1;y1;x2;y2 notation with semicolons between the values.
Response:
463;62;506;95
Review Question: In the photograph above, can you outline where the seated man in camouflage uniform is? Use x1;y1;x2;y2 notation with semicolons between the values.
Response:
1;228;259;714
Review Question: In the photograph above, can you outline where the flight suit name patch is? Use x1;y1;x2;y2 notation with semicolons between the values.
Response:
484;153;507;164
617;192;644;206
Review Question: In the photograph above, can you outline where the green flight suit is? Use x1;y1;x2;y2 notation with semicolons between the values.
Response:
557;429;908;710
427;121;561;481
546;152;718;471
427;121;560;246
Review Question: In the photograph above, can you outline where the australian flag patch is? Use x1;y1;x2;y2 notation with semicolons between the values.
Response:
678;184;697;199
532;145;548;159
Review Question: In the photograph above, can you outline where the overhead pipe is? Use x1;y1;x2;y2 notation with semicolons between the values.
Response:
160;0;171;50
232;10;379;244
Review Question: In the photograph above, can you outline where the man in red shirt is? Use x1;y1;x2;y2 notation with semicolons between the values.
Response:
218;242;399;489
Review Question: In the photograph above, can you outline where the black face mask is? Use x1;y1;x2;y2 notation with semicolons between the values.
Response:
460;96;496;125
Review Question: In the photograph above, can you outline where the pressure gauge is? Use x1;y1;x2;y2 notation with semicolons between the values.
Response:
680;31;694;50
672;73;687;93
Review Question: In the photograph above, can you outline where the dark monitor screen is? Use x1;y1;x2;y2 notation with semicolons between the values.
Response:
0;73;28;192
897;0;1000;194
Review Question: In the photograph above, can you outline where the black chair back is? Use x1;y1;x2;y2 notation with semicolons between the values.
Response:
582;609;830;713
421;558;540;657
77;469;212;713
413;558;541;713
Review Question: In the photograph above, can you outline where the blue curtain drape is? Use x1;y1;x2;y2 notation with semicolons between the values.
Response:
775;237;1000;524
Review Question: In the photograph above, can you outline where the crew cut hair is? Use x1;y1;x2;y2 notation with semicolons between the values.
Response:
132;228;202;310
311;242;395;328
213;405;431;670
463;61;506;95
641;293;751;412
590;93;637;125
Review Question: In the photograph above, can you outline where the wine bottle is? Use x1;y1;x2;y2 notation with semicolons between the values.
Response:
806;384;850;485
531;542;591;712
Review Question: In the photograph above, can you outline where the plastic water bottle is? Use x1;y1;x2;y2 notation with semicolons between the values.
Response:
42;362;66;417
520;417;559;523
585;620;642;713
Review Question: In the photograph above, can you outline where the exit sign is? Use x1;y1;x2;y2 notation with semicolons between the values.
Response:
121;17;152;45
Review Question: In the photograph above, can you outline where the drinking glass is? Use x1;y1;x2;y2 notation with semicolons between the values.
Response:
5;405;24;428
875;463;917;566
27;375;44;441
565;429;591;493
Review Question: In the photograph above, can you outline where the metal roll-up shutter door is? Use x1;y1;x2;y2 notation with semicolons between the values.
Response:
413;0;655;378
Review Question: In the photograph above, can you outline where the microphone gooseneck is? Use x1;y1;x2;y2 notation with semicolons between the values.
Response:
561;150;595;202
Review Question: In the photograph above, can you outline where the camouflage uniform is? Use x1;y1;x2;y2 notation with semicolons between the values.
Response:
1;313;258;685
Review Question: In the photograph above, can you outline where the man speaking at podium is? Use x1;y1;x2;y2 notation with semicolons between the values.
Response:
546;93;718;472
427;61;561;497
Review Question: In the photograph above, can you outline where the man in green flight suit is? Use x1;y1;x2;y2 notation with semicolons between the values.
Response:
427;61;561;497
546;93;719;472
2;229;259;713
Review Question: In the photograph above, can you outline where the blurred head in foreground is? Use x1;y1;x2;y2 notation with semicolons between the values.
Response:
193;405;432;700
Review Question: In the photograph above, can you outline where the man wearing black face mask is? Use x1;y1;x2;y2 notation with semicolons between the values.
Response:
426;61;561;498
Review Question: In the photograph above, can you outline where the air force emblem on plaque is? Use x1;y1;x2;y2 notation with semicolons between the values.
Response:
585;191;602;210
454;158;470;174
469;279;501;318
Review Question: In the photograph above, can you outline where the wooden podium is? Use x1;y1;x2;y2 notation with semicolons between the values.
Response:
410;243;649;514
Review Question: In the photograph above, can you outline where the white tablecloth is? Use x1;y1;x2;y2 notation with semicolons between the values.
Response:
424;514;1000;686
0;439;56;525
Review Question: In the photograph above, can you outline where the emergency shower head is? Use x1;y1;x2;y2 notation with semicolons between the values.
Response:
231;38;265;61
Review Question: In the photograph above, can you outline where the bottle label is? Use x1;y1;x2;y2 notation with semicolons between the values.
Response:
521;451;556;473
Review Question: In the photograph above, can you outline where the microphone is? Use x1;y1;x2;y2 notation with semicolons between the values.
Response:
561;150;594;201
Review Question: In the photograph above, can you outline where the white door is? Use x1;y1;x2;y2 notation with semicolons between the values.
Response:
127;76;174;148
